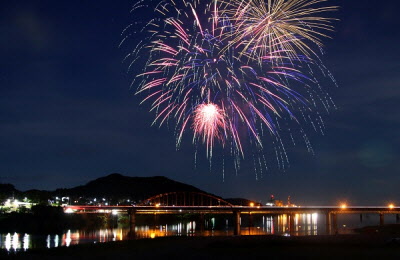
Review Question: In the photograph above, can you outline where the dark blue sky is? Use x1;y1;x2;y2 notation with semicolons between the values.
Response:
1;0;399;205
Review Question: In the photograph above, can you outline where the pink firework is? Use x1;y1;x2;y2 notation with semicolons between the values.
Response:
193;103;227;158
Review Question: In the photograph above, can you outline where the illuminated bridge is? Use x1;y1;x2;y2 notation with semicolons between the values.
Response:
64;192;400;236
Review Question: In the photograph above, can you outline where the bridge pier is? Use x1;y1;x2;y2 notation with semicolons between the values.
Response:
332;213;338;234
110;212;118;228
199;213;205;233
379;213;385;226
272;215;278;235
233;211;241;236
289;213;295;235
128;209;136;239
154;213;159;229
325;213;331;235
248;213;253;235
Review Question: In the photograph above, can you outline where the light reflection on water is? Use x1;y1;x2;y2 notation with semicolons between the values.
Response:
0;214;316;252
3;233;30;252
1;212;390;252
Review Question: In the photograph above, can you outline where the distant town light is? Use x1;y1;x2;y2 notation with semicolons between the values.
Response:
340;204;347;209
389;204;395;209
156;203;160;208
250;202;254;207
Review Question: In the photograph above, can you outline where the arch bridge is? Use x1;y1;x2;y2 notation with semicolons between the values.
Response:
64;194;400;237
140;191;233;207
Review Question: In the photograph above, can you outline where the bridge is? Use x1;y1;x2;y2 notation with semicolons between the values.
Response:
64;192;400;236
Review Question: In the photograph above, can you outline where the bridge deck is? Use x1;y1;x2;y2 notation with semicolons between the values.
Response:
65;205;400;215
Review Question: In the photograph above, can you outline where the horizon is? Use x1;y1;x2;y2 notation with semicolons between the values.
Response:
2;172;398;207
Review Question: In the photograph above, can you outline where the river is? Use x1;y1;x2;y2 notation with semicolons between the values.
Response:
1;212;397;252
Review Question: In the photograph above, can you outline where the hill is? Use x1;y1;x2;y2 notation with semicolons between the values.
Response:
52;173;207;201
1;174;254;205
0;183;20;201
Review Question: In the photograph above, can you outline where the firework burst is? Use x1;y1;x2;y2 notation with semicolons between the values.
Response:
123;0;337;171
220;0;337;61
193;103;227;157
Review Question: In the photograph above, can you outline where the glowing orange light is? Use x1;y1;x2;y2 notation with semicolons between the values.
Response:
250;202;255;207
156;203;160;208
340;204;347;209
150;233;156;239
389;204;395;209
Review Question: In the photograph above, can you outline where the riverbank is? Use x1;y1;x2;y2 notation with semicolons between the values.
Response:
3;234;400;259
0;210;106;234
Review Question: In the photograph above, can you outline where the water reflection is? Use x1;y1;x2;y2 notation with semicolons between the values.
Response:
3;233;30;252
0;213;323;252
296;213;318;236
5;233;11;251
54;234;59;248
23;234;29;251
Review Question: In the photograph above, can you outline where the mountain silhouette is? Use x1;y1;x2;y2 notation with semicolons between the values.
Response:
1;174;253;205
52;173;208;201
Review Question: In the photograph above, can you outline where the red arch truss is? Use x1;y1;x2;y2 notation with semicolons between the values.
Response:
141;192;233;207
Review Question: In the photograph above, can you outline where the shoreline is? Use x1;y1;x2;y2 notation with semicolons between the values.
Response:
4;233;400;259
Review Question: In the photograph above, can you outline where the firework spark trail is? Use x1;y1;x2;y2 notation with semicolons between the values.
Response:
123;0;338;170
193;103;227;158
219;0;337;62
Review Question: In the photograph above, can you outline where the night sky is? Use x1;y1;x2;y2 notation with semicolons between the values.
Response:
1;0;399;205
